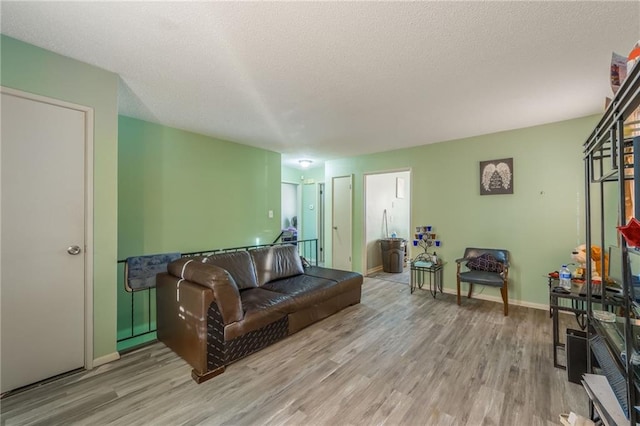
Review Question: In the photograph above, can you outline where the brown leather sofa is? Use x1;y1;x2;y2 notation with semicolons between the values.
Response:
156;244;363;383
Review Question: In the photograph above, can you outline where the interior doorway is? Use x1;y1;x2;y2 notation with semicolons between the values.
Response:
1;87;94;393
281;182;300;241
364;170;411;275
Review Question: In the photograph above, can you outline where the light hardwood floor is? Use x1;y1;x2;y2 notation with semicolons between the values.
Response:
1;277;587;425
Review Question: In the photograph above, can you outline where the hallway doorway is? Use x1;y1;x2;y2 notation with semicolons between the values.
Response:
364;170;411;275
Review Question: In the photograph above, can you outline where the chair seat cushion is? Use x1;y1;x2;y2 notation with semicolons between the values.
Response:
459;270;505;287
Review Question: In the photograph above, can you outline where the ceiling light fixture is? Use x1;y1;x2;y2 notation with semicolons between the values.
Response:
299;159;313;169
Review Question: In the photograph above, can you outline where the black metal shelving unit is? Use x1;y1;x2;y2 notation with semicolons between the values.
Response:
583;62;640;425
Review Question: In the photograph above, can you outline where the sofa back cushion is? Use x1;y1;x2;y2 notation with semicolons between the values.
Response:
249;245;304;286
202;251;258;289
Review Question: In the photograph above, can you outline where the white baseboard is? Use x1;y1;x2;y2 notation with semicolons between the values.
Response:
366;265;383;275
366;274;551;311
440;287;549;311
92;352;120;368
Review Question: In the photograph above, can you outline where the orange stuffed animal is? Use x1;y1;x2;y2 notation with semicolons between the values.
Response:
572;244;609;281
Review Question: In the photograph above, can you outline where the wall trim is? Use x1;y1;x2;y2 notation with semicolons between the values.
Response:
440;287;549;311
93;352;121;367
366;265;384;275
366;275;551;311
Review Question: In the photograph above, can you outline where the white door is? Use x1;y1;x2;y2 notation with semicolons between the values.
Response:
1;89;88;393
332;176;352;270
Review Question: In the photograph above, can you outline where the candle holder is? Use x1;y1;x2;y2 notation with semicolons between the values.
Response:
412;225;441;264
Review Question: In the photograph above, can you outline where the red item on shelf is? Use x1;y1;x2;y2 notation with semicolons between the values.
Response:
617;217;640;247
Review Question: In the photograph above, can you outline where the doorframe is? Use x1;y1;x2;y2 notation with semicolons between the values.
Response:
281;180;301;238
362;168;412;275
331;174;353;270
1;86;95;369
318;182;325;263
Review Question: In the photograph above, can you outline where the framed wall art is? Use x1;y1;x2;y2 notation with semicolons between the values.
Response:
480;158;513;195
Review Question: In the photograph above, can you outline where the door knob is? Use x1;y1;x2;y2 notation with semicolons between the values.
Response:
67;245;82;255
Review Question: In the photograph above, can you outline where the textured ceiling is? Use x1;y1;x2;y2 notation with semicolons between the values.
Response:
2;1;639;169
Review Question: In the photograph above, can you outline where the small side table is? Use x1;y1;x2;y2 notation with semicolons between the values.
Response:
546;275;621;369
411;261;446;297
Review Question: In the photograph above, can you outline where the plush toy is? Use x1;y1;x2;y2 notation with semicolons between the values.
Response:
571;244;608;281
571;245;596;279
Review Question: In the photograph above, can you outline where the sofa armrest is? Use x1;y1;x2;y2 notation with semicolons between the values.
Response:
156;272;214;375
168;258;243;324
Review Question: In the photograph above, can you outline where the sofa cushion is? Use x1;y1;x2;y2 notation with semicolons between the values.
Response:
261;267;362;312
303;266;363;290
239;287;294;313
262;275;342;310
202;251;258;289
262;275;336;295
249;245;304;286
224;288;293;340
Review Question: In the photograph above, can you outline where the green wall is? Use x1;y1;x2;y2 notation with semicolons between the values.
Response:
325;115;600;306
282;165;302;184
118;115;282;256
1;35;119;359
118;116;282;346
281;164;324;184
